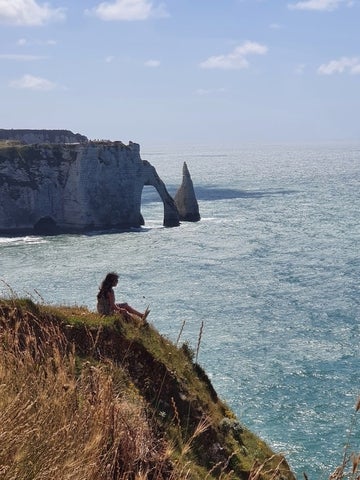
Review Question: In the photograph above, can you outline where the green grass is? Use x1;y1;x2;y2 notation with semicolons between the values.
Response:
0;297;296;480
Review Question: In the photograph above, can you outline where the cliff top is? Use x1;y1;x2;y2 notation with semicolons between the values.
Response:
0;128;88;145
0;297;294;480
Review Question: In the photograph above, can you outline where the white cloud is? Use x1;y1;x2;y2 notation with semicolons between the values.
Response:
0;0;66;26
9;74;57;90
144;59;160;67
317;57;360;74
196;87;226;95
351;64;360;74
199;41;268;70
17;38;57;46
0;53;47;60
105;55;115;63
288;0;353;11
86;0;169;21
269;23;282;29
294;63;306;74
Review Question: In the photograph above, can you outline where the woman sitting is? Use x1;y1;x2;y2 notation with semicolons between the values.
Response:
97;272;150;321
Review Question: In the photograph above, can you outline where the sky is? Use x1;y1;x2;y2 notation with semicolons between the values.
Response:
0;0;360;147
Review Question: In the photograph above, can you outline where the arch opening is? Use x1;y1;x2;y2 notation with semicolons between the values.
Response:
140;185;164;227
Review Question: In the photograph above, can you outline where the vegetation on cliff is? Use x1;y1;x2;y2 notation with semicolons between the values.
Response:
0;297;296;479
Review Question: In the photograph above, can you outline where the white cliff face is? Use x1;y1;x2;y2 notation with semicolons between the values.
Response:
62;142;145;229
0;141;179;234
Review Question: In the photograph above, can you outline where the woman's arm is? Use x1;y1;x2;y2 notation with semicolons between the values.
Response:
107;289;120;313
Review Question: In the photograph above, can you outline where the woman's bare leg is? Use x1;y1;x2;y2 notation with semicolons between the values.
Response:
117;303;149;319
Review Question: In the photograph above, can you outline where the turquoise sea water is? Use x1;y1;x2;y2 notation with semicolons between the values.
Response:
1;144;359;479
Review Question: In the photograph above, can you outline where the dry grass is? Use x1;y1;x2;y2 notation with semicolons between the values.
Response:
0;298;296;480
0;304;170;480
323;396;360;480
0;299;238;480
300;395;360;480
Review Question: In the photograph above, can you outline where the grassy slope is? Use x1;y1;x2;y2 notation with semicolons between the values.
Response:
0;298;295;480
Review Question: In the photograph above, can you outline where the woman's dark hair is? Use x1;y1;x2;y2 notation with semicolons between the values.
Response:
97;272;119;299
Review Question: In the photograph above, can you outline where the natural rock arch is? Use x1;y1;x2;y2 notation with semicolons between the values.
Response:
141;160;180;227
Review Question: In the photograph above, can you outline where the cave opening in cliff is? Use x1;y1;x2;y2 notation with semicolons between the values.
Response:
34;216;58;235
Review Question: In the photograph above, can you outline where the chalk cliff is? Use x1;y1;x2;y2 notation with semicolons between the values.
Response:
0;140;180;234
174;162;201;222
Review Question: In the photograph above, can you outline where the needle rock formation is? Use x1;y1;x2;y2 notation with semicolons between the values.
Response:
174;161;200;222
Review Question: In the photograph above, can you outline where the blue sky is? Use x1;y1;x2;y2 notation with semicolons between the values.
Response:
0;0;359;147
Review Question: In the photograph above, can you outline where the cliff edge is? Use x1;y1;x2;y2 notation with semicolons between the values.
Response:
0;128;88;145
0;298;295;480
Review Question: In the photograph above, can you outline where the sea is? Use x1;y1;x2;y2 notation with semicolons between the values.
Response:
1;144;359;479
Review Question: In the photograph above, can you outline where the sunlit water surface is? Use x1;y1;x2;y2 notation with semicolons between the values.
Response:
1;144;359;479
